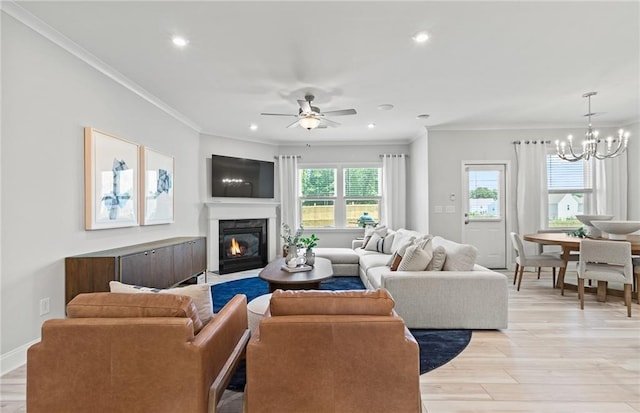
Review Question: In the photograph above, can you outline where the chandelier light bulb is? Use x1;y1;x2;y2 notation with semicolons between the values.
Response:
556;92;630;162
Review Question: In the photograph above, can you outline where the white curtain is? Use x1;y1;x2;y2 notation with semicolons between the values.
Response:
515;141;548;255
278;155;299;233
381;154;407;229
593;152;628;219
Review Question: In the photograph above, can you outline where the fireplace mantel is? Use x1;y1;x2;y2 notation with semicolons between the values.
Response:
206;201;279;273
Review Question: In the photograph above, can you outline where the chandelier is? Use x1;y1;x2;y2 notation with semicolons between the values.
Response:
556;92;630;162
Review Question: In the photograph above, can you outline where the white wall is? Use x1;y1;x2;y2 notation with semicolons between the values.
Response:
408;129;428;233
626;121;640;220
1;13;202;372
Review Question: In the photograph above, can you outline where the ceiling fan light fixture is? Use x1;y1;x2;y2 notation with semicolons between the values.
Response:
299;116;321;130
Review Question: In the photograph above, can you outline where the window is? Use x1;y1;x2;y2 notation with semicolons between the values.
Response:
546;155;592;228
344;167;381;228
299;166;381;228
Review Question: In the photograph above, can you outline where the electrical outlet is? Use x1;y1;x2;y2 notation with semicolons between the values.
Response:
39;297;50;316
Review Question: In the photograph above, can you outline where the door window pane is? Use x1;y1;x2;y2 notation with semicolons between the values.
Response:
468;170;500;219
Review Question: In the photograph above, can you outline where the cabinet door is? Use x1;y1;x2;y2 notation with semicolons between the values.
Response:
192;238;207;275
120;252;151;286
149;246;174;288
121;247;173;289
173;242;193;285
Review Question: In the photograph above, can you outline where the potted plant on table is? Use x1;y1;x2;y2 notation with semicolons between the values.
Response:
280;223;303;259
300;234;319;266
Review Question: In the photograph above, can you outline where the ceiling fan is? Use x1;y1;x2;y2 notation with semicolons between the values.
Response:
260;94;357;130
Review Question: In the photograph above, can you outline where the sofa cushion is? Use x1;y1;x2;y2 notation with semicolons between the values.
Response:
426;245;447;271
390;229;427;252
432;236;478;271
364;232;395;254
109;281;214;325
269;289;395;316
67;292;204;333
366;266;389;289
397;238;433;271
360;253;394;273
313;248;359;264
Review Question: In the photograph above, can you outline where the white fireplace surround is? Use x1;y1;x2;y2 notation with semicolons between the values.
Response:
206;201;279;273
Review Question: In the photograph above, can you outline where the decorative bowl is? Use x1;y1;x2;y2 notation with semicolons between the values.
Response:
591;220;640;240
575;214;613;237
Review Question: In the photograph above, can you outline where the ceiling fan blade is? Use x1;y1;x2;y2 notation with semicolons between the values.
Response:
260;112;298;117
297;99;312;114
320;118;341;128
286;119;301;128
322;108;357;116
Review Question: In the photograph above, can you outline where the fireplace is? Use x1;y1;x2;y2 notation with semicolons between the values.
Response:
219;219;268;274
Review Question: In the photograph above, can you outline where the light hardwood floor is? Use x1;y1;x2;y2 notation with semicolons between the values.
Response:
2;268;639;413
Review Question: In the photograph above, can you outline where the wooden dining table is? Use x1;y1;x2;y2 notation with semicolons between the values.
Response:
523;232;640;300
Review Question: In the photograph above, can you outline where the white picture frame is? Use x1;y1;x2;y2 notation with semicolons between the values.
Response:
141;147;174;225
84;128;139;230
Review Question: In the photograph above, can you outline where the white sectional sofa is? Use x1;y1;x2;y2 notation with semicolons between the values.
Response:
314;228;509;330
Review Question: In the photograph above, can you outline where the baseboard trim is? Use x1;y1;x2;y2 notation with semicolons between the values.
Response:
1;338;39;375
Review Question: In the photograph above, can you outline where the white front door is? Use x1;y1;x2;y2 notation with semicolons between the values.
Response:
462;163;507;269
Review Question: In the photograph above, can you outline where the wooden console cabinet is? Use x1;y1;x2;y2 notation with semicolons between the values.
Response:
65;237;206;304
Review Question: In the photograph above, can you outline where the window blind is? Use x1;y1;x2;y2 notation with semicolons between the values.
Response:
546;156;592;190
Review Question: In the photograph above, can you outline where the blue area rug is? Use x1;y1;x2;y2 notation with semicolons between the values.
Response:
212;276;471;391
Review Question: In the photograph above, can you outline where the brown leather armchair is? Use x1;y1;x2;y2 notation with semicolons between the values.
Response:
27;292;249;413
244;289;421;413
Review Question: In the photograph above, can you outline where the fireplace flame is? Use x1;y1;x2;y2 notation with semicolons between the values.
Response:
229;238;242;256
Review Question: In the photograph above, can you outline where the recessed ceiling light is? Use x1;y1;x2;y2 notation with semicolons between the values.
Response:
377;104;394;111
249;124;258;131
412;31;429;43
172;36;189;47
367;123;376;129
417;114;430;120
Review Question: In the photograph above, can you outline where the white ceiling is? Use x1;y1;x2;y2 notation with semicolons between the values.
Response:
11;1;640;144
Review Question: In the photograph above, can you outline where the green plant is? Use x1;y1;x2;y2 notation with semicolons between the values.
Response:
567;226;586;238
300;234;319;250
280;223;303;247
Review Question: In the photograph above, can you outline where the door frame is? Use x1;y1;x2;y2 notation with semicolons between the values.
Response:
461;160;512;269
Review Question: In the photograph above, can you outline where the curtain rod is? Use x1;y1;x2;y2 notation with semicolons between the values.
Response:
274;155;301;159
379;154;409;158
512;140;551;144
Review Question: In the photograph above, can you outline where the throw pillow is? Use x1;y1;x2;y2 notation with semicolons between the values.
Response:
109;281;214;325
397;243;433;271
432;236;478;271
388;238;416;271
364;232;395;254
426;245;447;271
362;225;387;248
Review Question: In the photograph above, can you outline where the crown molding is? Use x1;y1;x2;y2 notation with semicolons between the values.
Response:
1;1;202;133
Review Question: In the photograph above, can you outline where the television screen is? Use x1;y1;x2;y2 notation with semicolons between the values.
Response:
211;155;274;198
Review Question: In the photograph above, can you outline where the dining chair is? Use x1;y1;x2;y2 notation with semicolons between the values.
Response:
510;232;566;291
535;230;579;280
577;239;633;317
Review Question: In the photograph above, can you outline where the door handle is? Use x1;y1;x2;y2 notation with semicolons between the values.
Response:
464;213;469;225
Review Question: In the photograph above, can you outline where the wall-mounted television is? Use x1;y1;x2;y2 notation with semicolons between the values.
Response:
211;154;275;198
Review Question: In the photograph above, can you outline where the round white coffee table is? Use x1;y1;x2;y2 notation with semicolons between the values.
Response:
247;293;272;333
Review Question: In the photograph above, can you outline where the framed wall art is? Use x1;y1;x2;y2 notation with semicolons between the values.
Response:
84;127;139;230
141;147;174;225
